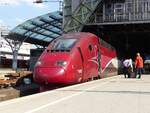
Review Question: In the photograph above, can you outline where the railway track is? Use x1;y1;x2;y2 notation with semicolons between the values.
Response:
0;71;40;101
0;83;40;101
0;71;32;88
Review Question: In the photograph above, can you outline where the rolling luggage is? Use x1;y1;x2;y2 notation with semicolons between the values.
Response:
129;72;136;78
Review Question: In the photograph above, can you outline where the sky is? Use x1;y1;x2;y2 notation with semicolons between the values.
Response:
0;0;60;29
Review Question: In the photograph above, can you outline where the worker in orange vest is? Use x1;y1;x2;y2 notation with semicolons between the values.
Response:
135;53;144;79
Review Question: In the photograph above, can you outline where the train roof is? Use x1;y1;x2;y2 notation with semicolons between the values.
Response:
60;32;98;39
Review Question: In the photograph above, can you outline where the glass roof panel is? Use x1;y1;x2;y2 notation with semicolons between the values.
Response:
31;17;45;25
22;21;35;29
11;26;27;34
42;37;53;42
42;15;53;22
34;34;48;40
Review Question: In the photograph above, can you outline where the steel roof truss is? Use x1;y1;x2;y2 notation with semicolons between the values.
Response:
40;18;62;30
31;21;61;35
22;26;56;39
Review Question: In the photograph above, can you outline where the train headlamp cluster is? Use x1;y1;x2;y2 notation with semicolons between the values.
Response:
35;61;42;66
56;61;67;66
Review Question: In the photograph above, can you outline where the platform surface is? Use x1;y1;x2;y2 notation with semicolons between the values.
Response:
0;75;150;113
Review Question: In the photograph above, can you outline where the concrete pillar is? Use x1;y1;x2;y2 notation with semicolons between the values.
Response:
12;49;18;71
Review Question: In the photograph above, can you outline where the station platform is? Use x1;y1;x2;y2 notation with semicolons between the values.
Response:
0;75;150;113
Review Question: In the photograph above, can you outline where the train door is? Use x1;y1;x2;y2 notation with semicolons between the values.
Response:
93;44;100;77
87;44;99;79
97;47;101;78
76;47;84;82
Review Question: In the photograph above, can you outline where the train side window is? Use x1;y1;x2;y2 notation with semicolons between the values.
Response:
88;45;93;52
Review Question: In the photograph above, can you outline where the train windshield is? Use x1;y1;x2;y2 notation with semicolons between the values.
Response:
51;38;77;52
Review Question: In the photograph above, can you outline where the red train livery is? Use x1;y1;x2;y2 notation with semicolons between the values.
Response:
34;32;118;85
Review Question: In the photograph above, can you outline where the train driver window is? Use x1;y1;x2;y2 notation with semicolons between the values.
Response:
88;45;93;52
51;38;77;51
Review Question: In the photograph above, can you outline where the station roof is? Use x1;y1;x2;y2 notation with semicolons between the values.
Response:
7;11;63;46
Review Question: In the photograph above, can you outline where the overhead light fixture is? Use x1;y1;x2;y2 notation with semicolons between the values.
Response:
33;0;60;3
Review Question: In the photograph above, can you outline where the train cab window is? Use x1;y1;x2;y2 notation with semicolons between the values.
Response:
51;38;77;52
88;45;93;52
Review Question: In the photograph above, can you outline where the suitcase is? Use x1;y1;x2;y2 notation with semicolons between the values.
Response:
129;72;136;78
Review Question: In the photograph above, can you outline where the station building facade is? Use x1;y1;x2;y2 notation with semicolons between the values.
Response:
94;0;150;23
64;0;150;30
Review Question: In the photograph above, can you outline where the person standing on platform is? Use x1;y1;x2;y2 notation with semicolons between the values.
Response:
123;57;133;78
135;53;144;79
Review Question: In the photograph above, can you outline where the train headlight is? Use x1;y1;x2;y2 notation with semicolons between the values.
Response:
56;61;67;66
35;61;42;66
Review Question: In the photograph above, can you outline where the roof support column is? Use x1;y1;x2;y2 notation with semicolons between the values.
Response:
12;49;18;71
12;41;22;71
4;38;22;71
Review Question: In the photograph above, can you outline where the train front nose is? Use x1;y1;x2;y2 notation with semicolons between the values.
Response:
34;67;66;84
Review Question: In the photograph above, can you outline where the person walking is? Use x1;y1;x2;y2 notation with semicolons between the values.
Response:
123;57;133;78
135;53;144;79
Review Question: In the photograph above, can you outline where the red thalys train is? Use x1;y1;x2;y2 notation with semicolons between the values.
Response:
34;32;118;85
